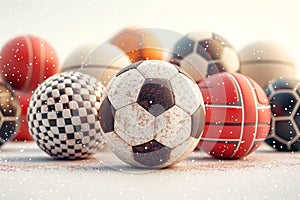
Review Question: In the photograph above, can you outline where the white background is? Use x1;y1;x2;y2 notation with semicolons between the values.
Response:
0;0;300;67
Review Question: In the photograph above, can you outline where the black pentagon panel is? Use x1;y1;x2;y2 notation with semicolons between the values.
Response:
212;33;233;48
172;36;195;60
0;121;17;141
294;108;300;128
207;62;226;76
137;78;175;117
271;78;298;91
270;93;296;116
191;106;205;139
99;97;116;133
197;39;224;61
132;140;171;167
275;120;297;141
115;61;143;77
291;139;300;151
265;137;289;151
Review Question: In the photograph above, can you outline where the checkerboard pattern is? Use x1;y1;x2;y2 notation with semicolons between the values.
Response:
28;72;105;159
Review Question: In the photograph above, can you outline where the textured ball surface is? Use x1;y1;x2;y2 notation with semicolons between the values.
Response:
99;60;205;168
265;78;300;151
170;31;240;82
197;72;271;159
0;35;60;93
0;82;21;146
28;72;105;159
83;43;131;86
13;92;33;141
239;41;298;88
110;27;163;63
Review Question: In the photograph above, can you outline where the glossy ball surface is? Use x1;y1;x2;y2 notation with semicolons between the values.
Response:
265;78;300;151
0;35;60;93
197;72;271;159
110;27;164;63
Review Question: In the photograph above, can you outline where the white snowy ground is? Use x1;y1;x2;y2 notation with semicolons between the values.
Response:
0;142;299;200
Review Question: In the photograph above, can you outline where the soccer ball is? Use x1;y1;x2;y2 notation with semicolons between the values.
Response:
265;78;300;151
170;31;240;82
0;82;21;146
99;60;205;168
28;72;105;159
197;72;271;159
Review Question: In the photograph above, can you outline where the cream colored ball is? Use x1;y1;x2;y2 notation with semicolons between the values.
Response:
239;41;298;87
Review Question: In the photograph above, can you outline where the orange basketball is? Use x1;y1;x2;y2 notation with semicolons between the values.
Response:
110;27;163;62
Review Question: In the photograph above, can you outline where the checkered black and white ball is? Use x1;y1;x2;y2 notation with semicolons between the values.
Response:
28;72;105;159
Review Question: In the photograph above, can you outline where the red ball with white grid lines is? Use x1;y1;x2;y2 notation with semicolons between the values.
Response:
197;72;271;159
0;35;60;93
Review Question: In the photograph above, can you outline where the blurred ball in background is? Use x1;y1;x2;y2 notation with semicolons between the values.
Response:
239;41;298;88
0;81;21;147
83;43;131;86
265;78;300;151
170;31;240;82
62;44;97;73
110;27;164;63
0;35;60;93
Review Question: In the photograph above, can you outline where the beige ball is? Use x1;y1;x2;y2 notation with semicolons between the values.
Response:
239;41;298;87
83;43;131;86
62;44;97;71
